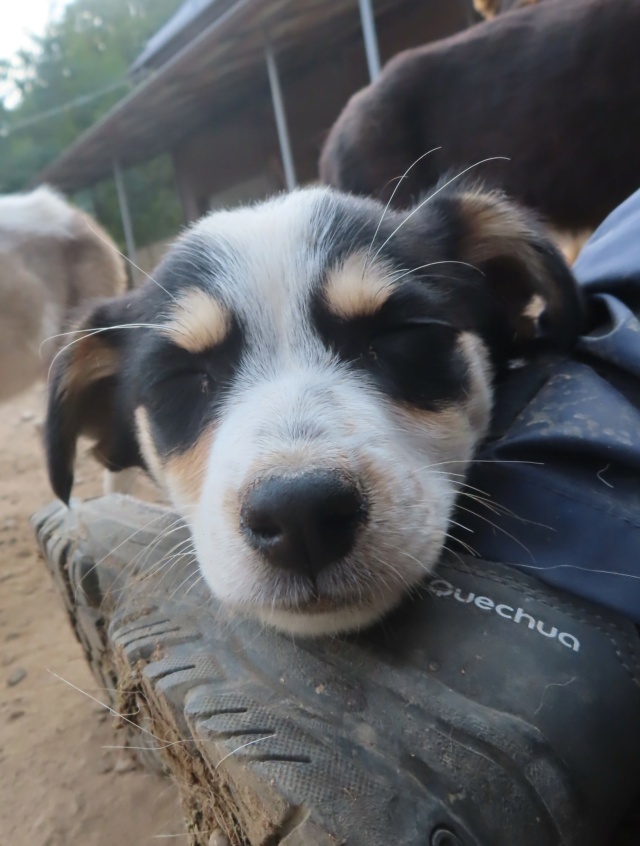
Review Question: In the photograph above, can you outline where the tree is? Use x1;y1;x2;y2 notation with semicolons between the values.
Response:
0;0;184;247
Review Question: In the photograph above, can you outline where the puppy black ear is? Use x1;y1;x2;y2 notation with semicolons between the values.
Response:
431;188;585;360
45;295;143;503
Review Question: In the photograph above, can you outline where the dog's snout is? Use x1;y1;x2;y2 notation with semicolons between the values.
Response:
240;471;367;576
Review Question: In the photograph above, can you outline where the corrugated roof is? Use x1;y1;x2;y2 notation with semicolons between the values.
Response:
34;0;464;193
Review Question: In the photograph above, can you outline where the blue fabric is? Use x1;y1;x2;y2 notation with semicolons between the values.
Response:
456;189;640;622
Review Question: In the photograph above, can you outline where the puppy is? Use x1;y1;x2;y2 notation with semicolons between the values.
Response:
319;0;640;235
0;185;126;404
44;186;582;636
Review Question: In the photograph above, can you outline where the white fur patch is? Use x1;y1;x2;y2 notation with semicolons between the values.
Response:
0;185;125;405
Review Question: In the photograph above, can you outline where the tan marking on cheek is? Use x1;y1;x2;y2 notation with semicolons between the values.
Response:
135;407;165;485
162;288;229;353
323;252;396;319
457;331;493;436
393;403;471;445
164;425;215;505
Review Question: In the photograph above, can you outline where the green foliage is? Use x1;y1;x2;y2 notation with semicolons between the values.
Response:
89;154;183;250
0;0;184;247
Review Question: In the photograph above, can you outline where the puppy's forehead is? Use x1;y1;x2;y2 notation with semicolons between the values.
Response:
161;188;398;327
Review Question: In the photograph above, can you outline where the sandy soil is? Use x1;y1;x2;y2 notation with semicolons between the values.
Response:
0;384;185;845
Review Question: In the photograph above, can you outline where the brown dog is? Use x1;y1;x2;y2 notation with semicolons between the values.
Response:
319;0;640;234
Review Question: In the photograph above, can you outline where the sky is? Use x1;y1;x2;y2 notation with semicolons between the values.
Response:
0;0;72;62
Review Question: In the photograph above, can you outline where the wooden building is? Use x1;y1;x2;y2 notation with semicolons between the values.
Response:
36;0;476;257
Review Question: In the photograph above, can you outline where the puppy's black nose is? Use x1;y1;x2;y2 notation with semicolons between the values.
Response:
240;471;367;576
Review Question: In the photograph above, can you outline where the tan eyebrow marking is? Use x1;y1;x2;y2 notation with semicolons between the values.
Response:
162;288;229;353
323;252;397;319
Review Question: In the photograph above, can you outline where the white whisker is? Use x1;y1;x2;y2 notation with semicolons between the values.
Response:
373;156;510;261
47;670;164;742
40;323;166;356
83;218;177;302
215;734;277;770
365;146;442;264
454;503;535;562
386;259;485;283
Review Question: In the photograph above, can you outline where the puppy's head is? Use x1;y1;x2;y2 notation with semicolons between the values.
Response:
46;186;582;635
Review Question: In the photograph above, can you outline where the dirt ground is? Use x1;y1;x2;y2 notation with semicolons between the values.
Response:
0;384;185;845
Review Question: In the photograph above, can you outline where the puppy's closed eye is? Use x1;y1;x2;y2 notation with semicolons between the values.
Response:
362;319;467;408
316;310;472;414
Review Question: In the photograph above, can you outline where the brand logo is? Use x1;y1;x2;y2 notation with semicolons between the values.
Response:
428;577;580;652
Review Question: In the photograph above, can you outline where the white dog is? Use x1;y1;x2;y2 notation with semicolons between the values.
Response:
0;185;127;402
0;186;136;492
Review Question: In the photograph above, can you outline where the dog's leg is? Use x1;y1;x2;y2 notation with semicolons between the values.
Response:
103;467;138;496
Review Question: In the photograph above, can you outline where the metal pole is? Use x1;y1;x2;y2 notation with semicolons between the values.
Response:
265;41;297;191
113;160;136;270
358;0;381;81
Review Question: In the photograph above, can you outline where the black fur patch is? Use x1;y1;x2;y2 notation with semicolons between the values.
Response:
313;286;469;409
45;296;146;503
131;316;244;457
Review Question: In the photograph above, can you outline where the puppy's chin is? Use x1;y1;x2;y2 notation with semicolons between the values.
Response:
251;587;408;637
